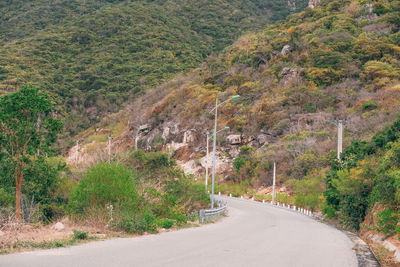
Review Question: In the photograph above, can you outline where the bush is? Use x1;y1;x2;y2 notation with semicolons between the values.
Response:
130;150;175;171
156;218;175;229
73;229;88;240
117;209;156;234
323;205;337;219
376;207;398;236
68;162;140;220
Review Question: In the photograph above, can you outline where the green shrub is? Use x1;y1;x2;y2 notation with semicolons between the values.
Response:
323;205;337;219
156;218;175;229
362;101;378;111
376;207;398;236
68;162;140;220
117;209;156;234
72;229;88;240
303;102;317;113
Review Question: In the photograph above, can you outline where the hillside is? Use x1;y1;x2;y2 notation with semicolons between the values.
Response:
75;0;400;180
0;0;307;140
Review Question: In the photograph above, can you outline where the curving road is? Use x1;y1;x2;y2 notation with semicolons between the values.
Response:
0;196;357;267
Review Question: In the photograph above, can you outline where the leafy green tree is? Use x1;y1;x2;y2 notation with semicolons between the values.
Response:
0;85;62;221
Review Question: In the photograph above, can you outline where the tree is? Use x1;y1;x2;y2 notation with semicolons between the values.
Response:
0;85;62;221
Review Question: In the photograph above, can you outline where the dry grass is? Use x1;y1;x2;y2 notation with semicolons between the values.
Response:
368;242;399;267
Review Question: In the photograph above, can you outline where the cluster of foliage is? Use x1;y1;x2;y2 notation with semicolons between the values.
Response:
68;151;209;233
0;0;306;141
325;118;400;232
0;85;64;222
232;145;272;186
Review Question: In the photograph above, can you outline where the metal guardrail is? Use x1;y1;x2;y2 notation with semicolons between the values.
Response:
199;200;227;224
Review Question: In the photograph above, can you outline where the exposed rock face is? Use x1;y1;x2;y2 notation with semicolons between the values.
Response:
308;0;322;8
288;0;296;11
183;130;196;144
356;4;378;22
162;127;170;140
280;67;302;87
280;44;292;56
257;134;268;145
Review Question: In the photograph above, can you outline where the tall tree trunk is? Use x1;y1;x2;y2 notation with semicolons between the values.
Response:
15;164;23;222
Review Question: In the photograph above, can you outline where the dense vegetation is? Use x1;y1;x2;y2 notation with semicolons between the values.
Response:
324;119;400;233
69;152;208;233
0;86;63;221
0;86;208;233
0;0;307;141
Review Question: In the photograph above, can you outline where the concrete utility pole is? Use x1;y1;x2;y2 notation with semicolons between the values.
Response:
205;130;210;191
211;98;218;209
337;120;343;160
272;162;276;204
209;95;239;209
108;136;111;164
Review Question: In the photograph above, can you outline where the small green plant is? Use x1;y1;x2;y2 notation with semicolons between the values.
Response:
73;229;88;240
186;211;198;222
156;218;175;229
323;205;337;219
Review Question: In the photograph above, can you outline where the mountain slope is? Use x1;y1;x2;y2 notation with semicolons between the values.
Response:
72;0;400;185
0;0;307;138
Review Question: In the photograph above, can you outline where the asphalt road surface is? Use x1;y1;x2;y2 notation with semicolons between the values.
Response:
0;196;358;267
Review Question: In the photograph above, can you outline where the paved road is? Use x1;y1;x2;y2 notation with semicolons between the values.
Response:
0;196;357;267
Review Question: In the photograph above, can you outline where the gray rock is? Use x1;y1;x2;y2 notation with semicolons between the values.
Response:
53;222;65;231
280;67;301;86
308;0;322;8
257;134;268;145
281;45;292;56
227;135;241;145
368;234;384;243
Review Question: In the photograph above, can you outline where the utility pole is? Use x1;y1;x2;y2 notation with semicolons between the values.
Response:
337;120;343;160
325;120;344;160
272;162;276;204
108;136;111;164
211;98;218;209
209;95;239;209
205;130;210;191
